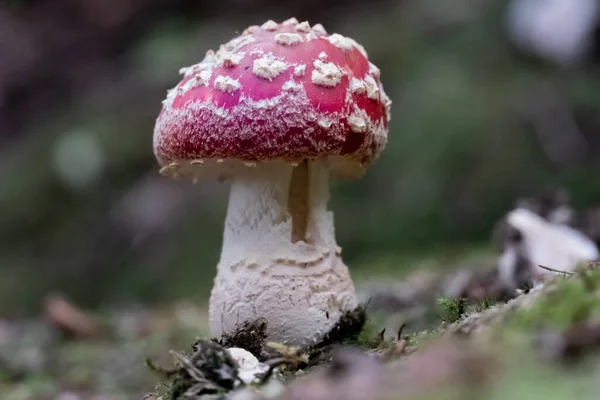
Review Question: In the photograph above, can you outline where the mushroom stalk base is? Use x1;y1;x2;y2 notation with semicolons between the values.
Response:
208;160;358;347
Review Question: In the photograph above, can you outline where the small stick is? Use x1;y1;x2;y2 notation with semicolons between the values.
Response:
538;265;575;276
257;357;300;385
397;323;407;341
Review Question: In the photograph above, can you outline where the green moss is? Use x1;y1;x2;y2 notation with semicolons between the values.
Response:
317;305;367;347
407;328;441;348
510;270;600;331
303;305;368;366
437;297;467;323
471;297;496;313
355;315;386;347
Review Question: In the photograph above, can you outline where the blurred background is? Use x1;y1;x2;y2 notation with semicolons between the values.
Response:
3;0;600;398
2;0;600;315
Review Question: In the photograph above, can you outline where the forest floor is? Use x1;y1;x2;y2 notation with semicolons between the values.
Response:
3;258;600;400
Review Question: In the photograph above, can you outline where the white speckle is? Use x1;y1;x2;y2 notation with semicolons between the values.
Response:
349;77;366;95
198;70;212;85
162;88;178;107
275;33;304;46
214;75;241;93
318;118;334;129
312;24;327;35
282;80;302;92
305;32;319;41
178;52;216;78
295;21;311;33
282;17;299;26
363;75;380;99
327;33;354;51
318;51;328;60
369;62;381;78
243;25;259;35
261;20;278;31
200;50;217;66
381;89;392;121
250;49;264;57
311;59;343;87
190;159;204;165
346;37;368;57
253;55;289;81
178;65;192;76
294;64;306;77
178;68;213;95
347;114;368;133
178;64;200;78
226;35;256;52
219;51;245;67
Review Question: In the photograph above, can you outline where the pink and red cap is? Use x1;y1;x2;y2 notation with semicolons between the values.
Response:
153;18;391;180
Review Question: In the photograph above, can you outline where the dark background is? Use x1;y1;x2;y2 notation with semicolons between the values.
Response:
1;0;600;316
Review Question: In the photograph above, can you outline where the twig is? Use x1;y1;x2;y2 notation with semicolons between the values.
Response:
538;265;575;276
257;357;296;385
397;323;407;341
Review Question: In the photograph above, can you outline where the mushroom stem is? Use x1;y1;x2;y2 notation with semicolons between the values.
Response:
218;161;338;265
209;160;358;346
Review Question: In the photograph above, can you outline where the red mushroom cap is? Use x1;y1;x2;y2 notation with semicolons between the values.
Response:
153;18;391;180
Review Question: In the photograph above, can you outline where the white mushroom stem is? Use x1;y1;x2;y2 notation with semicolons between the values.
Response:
209;160;358;347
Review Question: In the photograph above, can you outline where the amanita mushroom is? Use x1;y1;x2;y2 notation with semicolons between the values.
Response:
153;18;391;346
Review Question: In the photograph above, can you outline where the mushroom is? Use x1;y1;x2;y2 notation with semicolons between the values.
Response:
496;207;599;289
153;18;391;346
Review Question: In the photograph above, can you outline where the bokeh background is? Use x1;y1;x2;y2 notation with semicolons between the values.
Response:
2;0;600;318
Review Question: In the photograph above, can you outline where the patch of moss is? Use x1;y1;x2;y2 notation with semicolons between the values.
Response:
510;270;600;331
317;304;367;347
437;295;500;327
472;297;496;313
437;297;467;323
355;315;386;347
302;305;370;366
407;328;441;348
